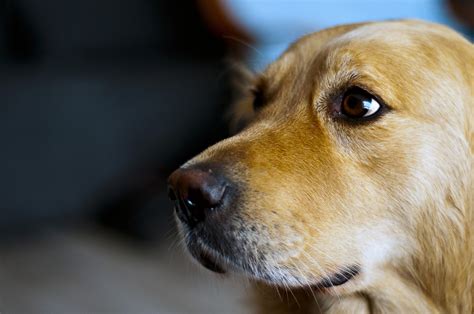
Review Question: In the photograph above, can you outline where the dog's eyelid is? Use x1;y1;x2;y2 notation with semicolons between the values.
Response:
329;85;390;122
352;86;389;109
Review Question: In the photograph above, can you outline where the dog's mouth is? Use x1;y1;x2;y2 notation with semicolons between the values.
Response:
183;229;230;274
314;265;360;289
196;250;226;274
193;245;360;289
185;229;360;290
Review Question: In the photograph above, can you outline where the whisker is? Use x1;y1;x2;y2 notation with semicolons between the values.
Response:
222;35;264;57
289;258;321;310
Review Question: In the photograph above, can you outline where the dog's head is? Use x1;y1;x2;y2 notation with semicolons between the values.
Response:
168;20;473;295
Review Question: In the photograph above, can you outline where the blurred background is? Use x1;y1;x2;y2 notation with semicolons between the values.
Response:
0;0;472;312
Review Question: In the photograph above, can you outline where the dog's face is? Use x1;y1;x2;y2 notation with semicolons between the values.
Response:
169;21;473;295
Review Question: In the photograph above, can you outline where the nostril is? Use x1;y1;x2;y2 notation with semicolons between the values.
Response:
168;167;230;226
187;184;226;210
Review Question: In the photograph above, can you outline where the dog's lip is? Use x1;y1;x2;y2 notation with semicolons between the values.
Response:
314;265;360;289
179;219;360;286
196;250;226;274
184;229;229;274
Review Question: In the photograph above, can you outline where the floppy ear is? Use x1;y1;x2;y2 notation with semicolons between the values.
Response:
225;59;256;134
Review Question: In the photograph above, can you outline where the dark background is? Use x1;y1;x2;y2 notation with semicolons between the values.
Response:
1;0;234;241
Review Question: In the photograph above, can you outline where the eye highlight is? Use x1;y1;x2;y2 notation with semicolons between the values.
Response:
339;87;382;119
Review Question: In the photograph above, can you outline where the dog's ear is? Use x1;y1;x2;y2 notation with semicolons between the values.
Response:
226;59;257;134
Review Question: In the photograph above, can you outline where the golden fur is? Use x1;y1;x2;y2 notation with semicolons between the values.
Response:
176;20;474;313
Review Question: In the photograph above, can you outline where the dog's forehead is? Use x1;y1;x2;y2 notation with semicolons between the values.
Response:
261;21;471;116
269;22;438;81
261;23;414;94
283;21;454;66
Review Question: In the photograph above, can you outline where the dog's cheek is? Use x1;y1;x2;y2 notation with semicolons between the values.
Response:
228;206;305;262
233;172;357;265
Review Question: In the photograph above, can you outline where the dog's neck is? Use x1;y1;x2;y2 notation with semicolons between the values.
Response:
400;190;473;313
360;162;473;313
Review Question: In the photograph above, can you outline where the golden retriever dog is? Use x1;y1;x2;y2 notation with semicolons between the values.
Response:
168;20;473;313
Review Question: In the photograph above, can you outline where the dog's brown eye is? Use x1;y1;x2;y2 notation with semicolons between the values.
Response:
341;87;381;119
252;88;265;110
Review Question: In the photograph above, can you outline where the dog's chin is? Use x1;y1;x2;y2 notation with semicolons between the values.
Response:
182;230;361;292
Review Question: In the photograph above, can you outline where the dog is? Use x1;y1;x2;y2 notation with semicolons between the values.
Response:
168;20;473;313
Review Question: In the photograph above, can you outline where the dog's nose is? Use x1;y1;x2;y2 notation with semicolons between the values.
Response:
168;168;227;226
